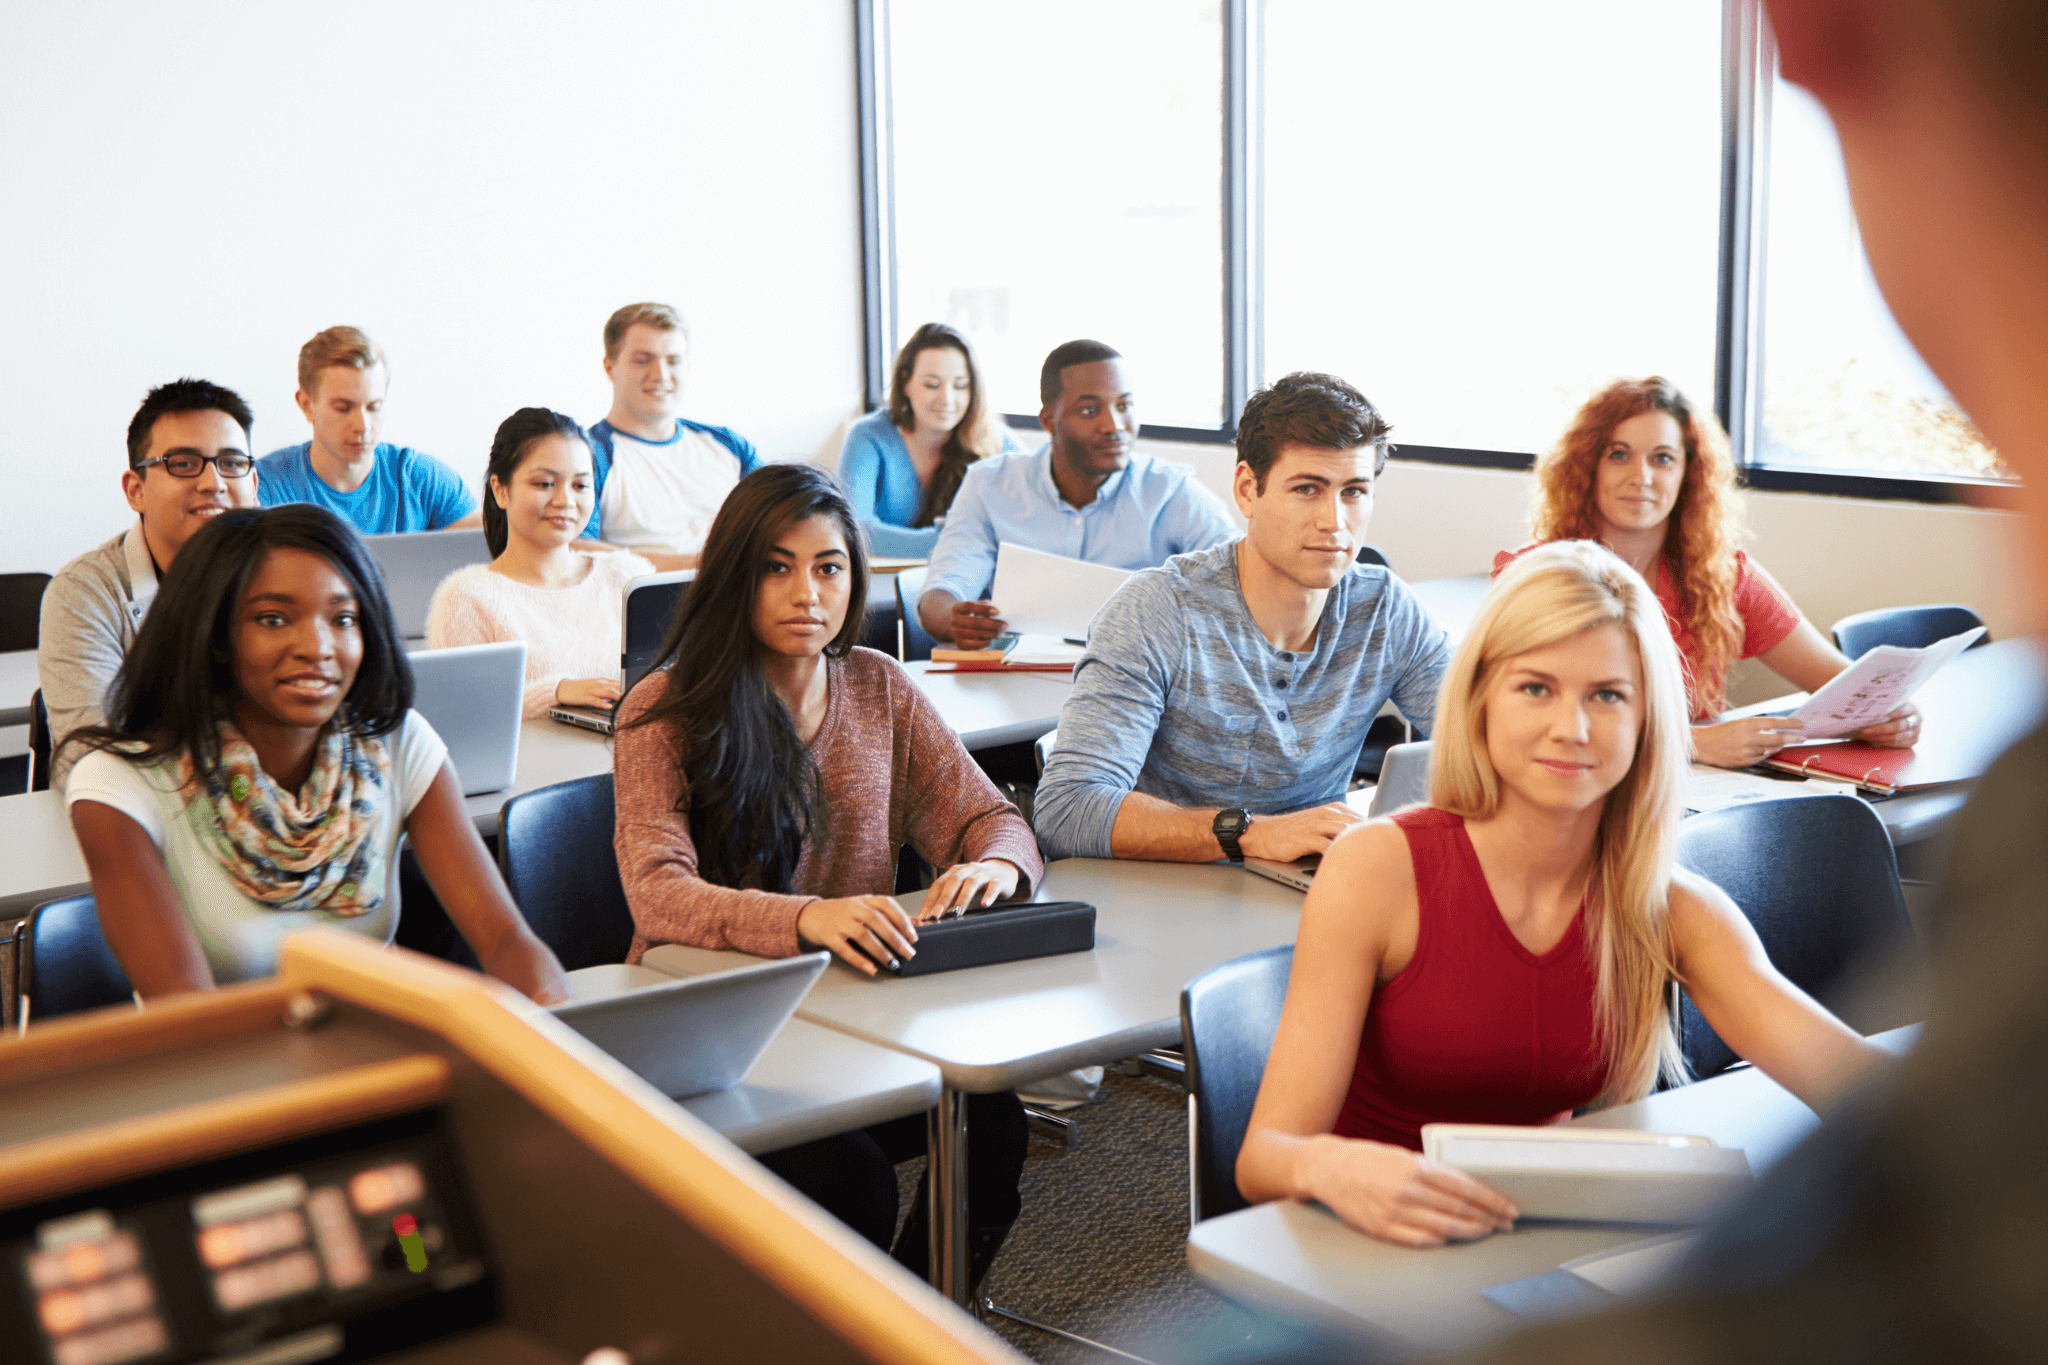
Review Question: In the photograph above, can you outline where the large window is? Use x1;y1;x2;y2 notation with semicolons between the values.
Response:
1263;1;1724;455
879;0;1227;429
1755;78;2010;481
861;0;2012;496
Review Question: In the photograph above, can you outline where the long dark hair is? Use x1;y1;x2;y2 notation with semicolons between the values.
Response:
886;322;1003;527
60;505;414;780
629;465;871;892
482;407;590;557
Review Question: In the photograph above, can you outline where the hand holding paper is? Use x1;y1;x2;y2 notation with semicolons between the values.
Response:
1788;626;1985;740
991;542;1135;641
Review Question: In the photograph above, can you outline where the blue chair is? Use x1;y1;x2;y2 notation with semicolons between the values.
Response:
1830;603;1986;660
496;774;635;971
895;565;937;662
1674;794;1918;1080
18;894;133;1026
1180;944;1293;1222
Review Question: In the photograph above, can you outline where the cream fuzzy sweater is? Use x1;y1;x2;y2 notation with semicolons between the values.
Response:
425;550;656;718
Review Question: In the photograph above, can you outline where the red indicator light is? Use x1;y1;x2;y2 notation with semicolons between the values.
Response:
391;1214;428;1273
391;1215;417;1237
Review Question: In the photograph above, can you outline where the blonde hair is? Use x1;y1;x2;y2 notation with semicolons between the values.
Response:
1429;540;1692;1102
297;326;388;396
604;302;686;362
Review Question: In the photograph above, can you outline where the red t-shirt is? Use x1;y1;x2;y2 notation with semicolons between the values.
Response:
1492;544;1800;719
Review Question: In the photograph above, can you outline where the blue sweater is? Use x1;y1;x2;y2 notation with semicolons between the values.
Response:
835;410;1021;558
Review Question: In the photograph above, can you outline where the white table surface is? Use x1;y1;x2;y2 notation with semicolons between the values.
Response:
565;964;941;1155
0;650;37;729
901;658;1071;753
645;857;1305;1092
1186;1028;1920;1354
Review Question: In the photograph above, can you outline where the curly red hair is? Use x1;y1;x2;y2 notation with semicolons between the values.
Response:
1530;377;1747;713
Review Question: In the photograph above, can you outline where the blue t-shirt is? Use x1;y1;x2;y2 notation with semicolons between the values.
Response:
256;443;477;534
581;416;759;543
835;410;1023;558
1033;542;1451;860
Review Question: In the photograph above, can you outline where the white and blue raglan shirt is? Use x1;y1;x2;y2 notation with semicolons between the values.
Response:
581;417;760;557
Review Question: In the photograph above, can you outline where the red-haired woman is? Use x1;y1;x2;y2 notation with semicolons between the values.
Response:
1497;377;1917;769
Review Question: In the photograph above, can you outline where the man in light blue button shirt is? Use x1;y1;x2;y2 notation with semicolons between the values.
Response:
915;339;1237;646
1035;372;1451;863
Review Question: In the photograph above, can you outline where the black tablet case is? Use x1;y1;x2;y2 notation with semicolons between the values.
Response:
880;900;1096;977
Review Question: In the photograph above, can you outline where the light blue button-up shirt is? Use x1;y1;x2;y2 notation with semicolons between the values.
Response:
919;445;1238;604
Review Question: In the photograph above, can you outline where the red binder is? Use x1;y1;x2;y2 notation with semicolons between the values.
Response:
1765;742;1955;796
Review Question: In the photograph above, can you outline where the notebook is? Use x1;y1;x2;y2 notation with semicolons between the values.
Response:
407;640;525;795
547;569;695;735
1422;1123;1752;1225
365;528;493;640
550;954;828;1099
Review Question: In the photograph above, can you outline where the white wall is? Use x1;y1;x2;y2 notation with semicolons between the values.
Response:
0;0;866;576
1148;437;2034;705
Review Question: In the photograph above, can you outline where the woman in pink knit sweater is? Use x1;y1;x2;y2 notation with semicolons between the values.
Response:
614;462;1041;1293
425;408;654;717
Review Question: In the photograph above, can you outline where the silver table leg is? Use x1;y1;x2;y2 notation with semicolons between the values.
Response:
927;1085;970;1304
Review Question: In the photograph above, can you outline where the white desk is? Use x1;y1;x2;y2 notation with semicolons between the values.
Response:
646;857;1307;1303
901;659;1071;752
1186;1028;1920;1355
566;964;942;1155
0;650;37;728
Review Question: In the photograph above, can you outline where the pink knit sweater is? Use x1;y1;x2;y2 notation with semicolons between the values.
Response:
425;551;656;719
613;647;1045;961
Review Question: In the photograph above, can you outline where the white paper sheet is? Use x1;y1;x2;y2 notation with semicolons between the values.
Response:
991;542;1135;639
1683;763;1841;812
1788;627;1985;739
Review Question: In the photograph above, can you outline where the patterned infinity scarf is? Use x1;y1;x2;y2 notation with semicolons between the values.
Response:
176;721;395;917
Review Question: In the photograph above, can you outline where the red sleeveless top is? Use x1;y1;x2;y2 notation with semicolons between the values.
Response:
1333;807;1609;1151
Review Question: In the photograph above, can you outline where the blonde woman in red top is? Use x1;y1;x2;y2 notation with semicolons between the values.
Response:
1497;377;1918;769
1237;542;1889;1247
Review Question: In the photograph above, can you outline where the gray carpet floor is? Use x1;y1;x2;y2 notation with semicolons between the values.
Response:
893;1070;1356;1364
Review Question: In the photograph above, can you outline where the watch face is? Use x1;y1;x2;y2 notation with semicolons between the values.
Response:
1214;809;1250;839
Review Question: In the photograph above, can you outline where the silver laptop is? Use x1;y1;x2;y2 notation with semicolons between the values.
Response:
550;954;828;1099
408;640;525;795
366;528;493;640
1245;854;1321;893
548;569;695;736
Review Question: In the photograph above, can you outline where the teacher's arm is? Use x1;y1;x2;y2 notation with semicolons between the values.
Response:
1236;823;1518;1245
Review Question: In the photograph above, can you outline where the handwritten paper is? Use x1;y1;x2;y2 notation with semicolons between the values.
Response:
991;542;1135;640
1789;627;1985;739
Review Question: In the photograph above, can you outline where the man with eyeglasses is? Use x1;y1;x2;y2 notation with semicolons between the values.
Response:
39;379;261;785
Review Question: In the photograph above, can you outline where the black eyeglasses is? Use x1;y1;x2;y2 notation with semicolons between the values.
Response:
133;452;256;478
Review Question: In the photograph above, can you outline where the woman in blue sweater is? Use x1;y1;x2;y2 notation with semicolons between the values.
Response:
835;323;1017;557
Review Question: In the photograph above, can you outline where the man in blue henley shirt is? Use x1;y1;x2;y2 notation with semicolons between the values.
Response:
915;339;1236;647
256;326;479;534
1034;372;1451;863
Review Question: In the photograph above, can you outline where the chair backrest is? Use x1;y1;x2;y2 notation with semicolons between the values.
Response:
622;570;696;694
1674;794;1917;1080
23;894;134;1025
29;690;50;793
1367;740;1433;817
0;571;53;654
1034;726;1059;777
1180;944;1293;1222
1830;603;1987;660
895;565;936;662
497;774;636;971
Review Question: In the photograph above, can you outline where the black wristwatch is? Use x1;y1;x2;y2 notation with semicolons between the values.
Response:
1213;808;1252;863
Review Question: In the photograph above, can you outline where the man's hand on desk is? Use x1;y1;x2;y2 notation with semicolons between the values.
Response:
1298;1134;1519;1248
1239;803;1367;862
1692;716;1808;769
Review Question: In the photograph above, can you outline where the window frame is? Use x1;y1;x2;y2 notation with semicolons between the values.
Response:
852;0;2002;503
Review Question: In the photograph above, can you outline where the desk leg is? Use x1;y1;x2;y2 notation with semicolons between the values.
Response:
926;1086;970;1305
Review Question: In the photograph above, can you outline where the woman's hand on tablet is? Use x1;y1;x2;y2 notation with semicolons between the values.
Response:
555;677;623;709
1300;1134;1518;1247
797;895;919;974
921;859;1023;920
